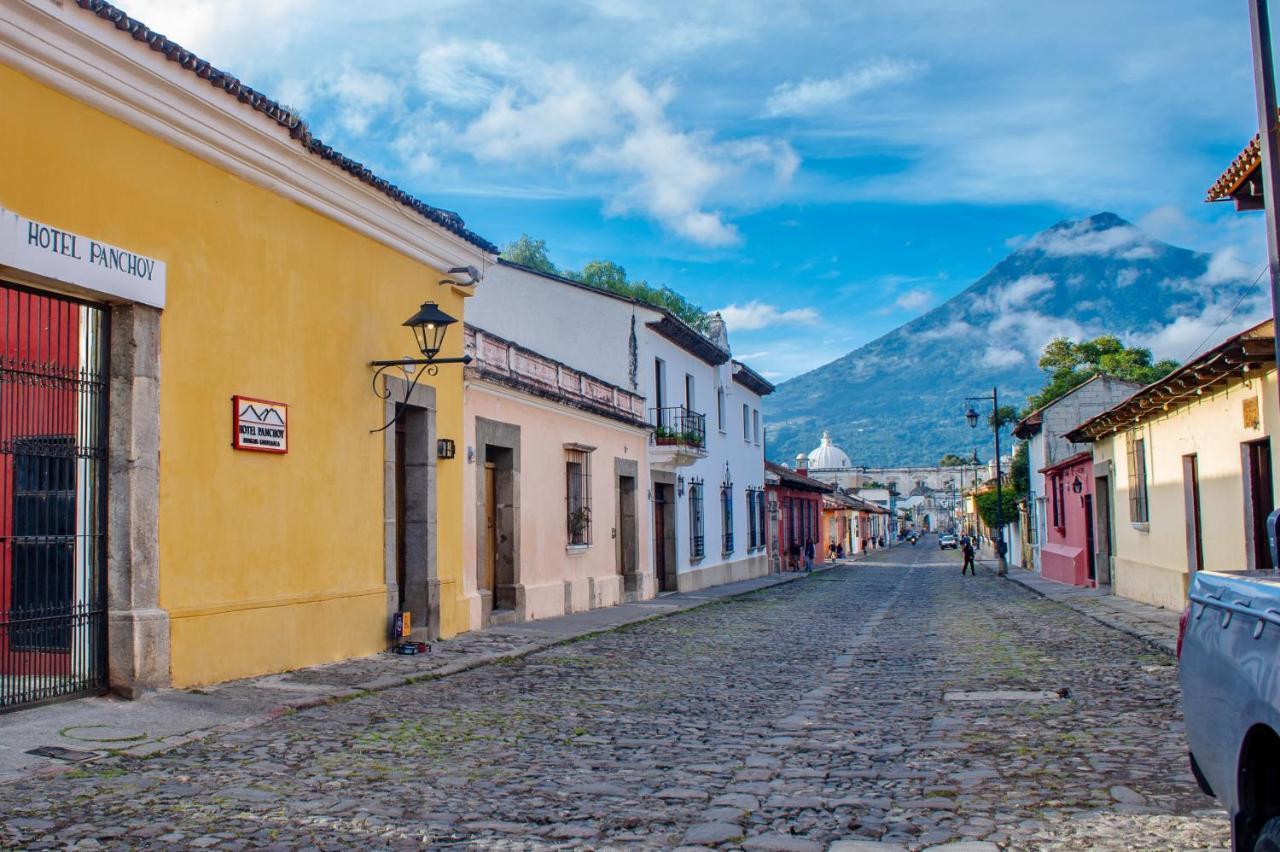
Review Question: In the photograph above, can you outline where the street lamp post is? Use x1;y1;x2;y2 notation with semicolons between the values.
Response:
965;388;1008;576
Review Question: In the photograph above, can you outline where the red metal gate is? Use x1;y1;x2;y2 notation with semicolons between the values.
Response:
0;282;108;711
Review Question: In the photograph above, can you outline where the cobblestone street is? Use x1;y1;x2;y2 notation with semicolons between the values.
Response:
0;545;1226;850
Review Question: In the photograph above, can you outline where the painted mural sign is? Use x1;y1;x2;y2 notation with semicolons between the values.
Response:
232;396;288;453
0;208;166;308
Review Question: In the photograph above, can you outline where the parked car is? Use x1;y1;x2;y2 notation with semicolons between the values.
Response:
1179;570;1280;850
938;533;958;550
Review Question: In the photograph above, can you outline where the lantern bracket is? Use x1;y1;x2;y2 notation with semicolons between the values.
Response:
369;355;472;433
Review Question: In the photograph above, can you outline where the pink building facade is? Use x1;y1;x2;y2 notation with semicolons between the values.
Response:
1040;452;1099;587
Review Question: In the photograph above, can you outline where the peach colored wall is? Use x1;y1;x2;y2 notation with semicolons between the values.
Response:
462;381;653;628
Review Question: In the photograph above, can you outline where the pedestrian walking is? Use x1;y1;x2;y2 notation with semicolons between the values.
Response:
803;538;815;572
788;540;801;572
962;539;976;576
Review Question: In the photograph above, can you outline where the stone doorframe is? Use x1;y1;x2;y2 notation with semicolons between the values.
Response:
107;303;170;697
382;376;438;641
473;417;521;621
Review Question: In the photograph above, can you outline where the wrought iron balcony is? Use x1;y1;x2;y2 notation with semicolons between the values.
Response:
650;406;706;449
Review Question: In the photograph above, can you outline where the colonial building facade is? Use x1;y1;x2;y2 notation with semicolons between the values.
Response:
1066;320;1276;610
466;261;773;595
0;1;495;707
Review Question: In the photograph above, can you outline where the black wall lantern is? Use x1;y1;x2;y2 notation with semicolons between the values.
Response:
369;300;472;433
1071;476;1083;494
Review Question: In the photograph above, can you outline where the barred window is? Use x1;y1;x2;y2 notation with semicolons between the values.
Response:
746;488;761;549
722;481;735;554
1126;431;1149;524
689;478;705;559
566;448;592;545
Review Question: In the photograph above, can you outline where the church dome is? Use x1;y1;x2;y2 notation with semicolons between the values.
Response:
807;431;852;469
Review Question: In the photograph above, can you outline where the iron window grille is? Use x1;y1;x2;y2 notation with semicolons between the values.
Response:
757;491;768;549
566;448;592;546
721;481;735;554
1126;431;1149;524
689;478;705;559
746;487;766;550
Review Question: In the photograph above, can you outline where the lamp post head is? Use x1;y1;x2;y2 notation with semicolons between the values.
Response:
965;407;979;429
403;301;457;361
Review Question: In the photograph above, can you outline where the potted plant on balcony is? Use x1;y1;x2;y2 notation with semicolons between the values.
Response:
681;430;704;448
654;426;678;446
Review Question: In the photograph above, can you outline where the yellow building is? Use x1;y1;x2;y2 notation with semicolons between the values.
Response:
0;1;496;706
1066;320;1277;611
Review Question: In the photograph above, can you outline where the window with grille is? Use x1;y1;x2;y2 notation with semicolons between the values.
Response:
1126;431;1149;524
566;448;592;545
752;409;760;444
689;478;705;559
742;403;750;441
1055;476;1066;530
722;480;735;554
717;388;725;431
746;487;765;549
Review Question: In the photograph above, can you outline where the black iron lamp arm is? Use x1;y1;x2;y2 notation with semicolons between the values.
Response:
369;355;473;433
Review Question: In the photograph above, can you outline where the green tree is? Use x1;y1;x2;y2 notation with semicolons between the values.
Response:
500;234;558;275
975;489;1020;529
939;453;969;467
1024;335;1179;413
1009;441;1029;497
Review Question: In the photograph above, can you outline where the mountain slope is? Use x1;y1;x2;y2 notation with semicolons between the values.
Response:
764;212;1263;466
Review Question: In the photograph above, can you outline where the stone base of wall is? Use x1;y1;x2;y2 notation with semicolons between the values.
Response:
677;553;770;593
1113;556;1190;611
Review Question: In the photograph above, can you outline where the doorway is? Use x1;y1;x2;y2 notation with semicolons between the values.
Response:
1083;494;1096;583
653;482;677;592
1242;438;1274;571
481;444;516;617
616;460;639;600
1183;454;1204;573
1093;476;1113;586
384;380;437;642
1;284;109;710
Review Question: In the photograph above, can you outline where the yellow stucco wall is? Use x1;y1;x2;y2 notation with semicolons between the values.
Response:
1;63;473;686
462;383;652;628
1097;369;1280;611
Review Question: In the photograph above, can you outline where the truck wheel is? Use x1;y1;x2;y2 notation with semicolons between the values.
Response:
1255;816;1280;851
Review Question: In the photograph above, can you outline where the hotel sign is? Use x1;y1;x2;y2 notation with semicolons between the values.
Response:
233;396;288;453
0;208;166;308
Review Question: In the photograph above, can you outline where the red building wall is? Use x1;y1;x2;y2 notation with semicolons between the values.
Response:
766;482;825;569
1041;453;1096;587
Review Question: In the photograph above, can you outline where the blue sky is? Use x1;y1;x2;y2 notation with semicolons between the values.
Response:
128;0;1269;379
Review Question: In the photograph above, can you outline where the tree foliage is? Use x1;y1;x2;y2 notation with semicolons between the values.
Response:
499;236;711;332
975;489;1020;529
1024;335;1179;413
1009;441;1029;497
939;453;970;467
500;234;557;275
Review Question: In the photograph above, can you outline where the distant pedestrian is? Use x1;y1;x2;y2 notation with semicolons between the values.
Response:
962;540;976;576
836;543;845;560
828;542;837;561
788;540;801;572
803;538;815;572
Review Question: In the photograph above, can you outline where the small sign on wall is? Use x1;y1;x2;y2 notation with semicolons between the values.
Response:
1244;396;1261;430
232;396;288;453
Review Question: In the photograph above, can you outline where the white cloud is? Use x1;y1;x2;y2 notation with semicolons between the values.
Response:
980;346;1025;368
324;65;397;136
1200;246;1258;286
764;59;924;118
1130;282;1270;361
893;289;934;311
1026;220;1156;259
717;300;820;332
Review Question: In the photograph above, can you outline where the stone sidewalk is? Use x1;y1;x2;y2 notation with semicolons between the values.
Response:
1002;567;1182;656
0;555;880;785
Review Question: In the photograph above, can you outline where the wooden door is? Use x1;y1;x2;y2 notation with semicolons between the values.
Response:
483;462;496;594
1183;454;1203;573
1243;439;1275;571
1083;494;1096;582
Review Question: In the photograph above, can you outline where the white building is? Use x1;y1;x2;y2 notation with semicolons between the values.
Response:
467;261;773;592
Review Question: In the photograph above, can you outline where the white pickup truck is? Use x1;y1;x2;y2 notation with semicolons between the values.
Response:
1179;570;1280;851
